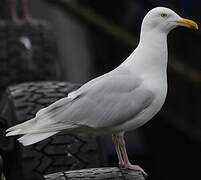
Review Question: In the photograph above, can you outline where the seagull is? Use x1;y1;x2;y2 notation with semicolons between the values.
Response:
6;7;198;175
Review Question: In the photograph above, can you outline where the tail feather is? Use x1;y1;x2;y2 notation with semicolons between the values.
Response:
18;131;58;146
5;96;77;146
7;97;72;133
9;124;78;135
6;129;22;136
6;118;35;132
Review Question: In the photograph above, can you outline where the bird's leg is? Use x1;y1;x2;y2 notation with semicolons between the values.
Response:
112;134;124;168
118;133;147;176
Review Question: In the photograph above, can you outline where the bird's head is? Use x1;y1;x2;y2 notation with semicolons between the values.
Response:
141;7;198;34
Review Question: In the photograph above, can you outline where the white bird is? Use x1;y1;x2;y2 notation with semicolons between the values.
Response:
6;7;198;175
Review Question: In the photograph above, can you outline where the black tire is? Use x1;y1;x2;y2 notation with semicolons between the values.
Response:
0;20;60;99
0;81;107;180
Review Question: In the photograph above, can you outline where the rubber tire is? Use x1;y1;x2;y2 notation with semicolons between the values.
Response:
0;81;107;180
0;20;60;99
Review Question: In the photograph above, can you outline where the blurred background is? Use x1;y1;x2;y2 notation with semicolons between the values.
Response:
0;0;201;180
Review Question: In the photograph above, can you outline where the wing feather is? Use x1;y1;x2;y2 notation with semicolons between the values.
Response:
7;66;155;136
58;67;155;129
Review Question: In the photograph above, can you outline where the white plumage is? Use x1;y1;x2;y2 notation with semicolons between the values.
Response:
6;7;198;173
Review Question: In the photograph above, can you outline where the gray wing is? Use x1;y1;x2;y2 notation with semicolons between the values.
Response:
7;67;156;134
60;68;155;129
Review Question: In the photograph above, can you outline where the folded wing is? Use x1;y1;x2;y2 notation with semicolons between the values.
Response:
6;67;155;145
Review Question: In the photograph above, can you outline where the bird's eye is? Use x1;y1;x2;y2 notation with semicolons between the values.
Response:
161;13;168;18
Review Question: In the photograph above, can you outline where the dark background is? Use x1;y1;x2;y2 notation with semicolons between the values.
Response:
1;0;201;180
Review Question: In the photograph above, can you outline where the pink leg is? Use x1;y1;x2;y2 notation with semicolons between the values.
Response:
118;133;147;177
112;134;124;168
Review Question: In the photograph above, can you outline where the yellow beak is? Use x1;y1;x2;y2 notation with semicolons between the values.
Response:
177;18;198;30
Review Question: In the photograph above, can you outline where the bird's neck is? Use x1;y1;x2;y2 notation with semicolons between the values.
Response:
139;28;168;48
122;30;168;81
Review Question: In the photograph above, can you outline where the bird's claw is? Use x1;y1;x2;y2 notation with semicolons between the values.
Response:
120;164;148;178
118;162;124;169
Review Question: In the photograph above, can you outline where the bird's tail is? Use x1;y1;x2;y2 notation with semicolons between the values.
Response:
6;96;78;146
6;118;36;133
18;131;59;146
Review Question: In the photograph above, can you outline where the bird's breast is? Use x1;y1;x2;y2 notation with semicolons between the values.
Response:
111;78;167;133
